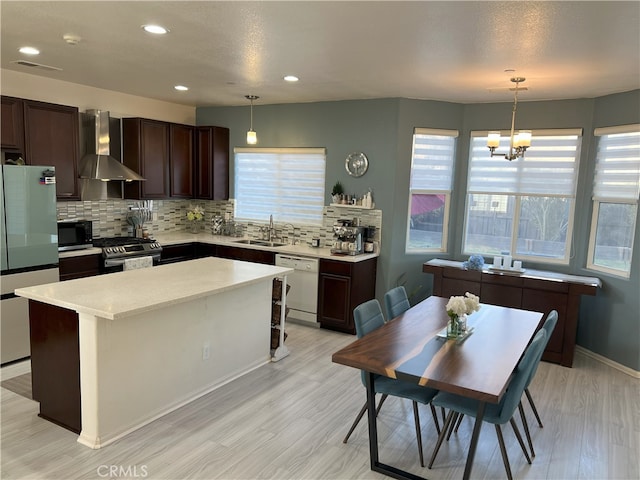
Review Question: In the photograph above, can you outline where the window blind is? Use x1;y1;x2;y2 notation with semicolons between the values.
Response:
593;125;640;202
468;129;582;196
234;148;326;225
410;128;458;191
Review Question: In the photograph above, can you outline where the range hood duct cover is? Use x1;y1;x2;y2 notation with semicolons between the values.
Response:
79;110;145;182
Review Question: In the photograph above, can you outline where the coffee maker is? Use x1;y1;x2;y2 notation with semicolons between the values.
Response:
331;219;364;255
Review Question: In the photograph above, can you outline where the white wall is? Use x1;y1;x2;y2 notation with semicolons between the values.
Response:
1;69;195;124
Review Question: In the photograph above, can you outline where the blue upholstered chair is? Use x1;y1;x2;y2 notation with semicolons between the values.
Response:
343;299;441;467
384;286;411;320
428;329;548;480
518;310;558;457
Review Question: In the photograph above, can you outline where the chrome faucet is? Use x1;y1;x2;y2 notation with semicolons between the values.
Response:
268;214;274;241
282;223;297;245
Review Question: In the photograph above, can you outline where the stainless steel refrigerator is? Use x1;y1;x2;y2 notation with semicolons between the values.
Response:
1;165;59;364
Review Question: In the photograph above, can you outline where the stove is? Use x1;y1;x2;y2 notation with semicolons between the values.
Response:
93;237;162;269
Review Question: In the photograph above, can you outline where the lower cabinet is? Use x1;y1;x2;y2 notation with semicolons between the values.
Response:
318;257;377;334
215;245;275;265
160;243;196;264
59;254;102;281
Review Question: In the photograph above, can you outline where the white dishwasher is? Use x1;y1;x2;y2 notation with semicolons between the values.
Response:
275;254;319;327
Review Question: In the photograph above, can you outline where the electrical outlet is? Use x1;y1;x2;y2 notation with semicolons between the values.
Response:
202;342;210;360
152;212;158;221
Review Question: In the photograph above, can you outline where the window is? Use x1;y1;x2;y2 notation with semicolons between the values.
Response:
234;148;326;225
587;125;640;278
406;128;458;252
463;129;583;263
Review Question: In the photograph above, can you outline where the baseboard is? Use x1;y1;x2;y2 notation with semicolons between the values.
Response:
575;345;640;379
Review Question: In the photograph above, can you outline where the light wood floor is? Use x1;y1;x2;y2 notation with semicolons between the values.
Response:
1;322;638;480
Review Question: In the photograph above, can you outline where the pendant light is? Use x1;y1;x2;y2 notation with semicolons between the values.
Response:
487;77;531;161
245;95;259;145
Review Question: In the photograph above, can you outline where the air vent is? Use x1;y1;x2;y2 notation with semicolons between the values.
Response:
11;60;62;71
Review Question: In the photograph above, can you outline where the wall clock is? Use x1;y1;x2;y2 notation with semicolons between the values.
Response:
345;152;369;177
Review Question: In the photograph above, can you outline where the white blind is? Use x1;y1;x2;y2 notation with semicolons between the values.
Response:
410;128;458;191
593;125;640;202
468;129;582;196
234;148;326;225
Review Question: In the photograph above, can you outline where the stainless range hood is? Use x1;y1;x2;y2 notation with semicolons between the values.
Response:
79;110;145;200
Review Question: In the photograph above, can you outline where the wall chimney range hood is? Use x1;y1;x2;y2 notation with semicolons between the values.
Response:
79;110;145;182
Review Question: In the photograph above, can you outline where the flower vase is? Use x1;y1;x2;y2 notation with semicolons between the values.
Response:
189;221;200;234
447;314;467;339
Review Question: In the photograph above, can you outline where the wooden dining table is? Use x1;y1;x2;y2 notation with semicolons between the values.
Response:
332;295;543;480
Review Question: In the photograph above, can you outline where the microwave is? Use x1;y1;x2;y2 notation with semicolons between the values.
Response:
57;220;93;251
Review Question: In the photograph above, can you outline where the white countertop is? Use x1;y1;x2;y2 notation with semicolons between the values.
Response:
156;231;379;262
16;257;293;320
58;231;379;263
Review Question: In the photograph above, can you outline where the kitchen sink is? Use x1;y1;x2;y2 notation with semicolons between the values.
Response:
233;239;287;248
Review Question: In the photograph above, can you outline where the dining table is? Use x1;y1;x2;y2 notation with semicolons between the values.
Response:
332;295;543;480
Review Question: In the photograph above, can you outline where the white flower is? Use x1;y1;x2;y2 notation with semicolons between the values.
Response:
187;205;205;222
446;292;481;317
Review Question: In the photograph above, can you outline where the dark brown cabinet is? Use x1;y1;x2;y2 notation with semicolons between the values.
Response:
318;257;377;334
1;96;24;152
22;99;80;199
170;124;194;198
423;260;600;367
196;126;229;200
59;254;102;281
123;118;170;199
215;245;275;265
160;243;196;264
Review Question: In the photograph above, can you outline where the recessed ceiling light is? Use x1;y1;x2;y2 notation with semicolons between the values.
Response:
174;85;189;91
19;46;40;55
284;75;299;82
142;24;169;35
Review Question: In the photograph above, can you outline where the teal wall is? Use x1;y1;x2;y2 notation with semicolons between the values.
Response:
198;90;640;371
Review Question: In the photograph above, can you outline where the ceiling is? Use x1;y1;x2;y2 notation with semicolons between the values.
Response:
2;1;639;107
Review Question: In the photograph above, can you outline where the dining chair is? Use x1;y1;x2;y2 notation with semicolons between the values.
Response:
384;286;411;319
518;310;558;457
343;299;441;467
428;329;547;480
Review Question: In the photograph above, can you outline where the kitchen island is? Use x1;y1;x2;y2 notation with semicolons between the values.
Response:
15;257;293;449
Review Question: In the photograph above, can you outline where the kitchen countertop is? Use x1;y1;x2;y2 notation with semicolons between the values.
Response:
16;257;293;320
59;231;379;263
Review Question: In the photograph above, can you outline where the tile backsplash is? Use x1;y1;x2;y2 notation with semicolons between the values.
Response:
57;199;382;246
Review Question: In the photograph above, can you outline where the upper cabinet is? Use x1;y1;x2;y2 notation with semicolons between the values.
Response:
169;123;194;198
1;96;25;152
24;101;81;200
196;126;229;200
122;118;170;199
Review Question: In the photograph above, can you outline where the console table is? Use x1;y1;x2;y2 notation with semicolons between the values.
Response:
423;259;601;367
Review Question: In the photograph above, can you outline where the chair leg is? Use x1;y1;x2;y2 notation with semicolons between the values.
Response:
375;393;389;415
495;425;513;480
430;403;441;435
518;400;535;458
509;417;532;464
525;387;543;428
454;412;464;433
446;411;459;440
428;410;455;469
412;401;425;467
343;401;368;443
343;394;388;444
441;407;446;424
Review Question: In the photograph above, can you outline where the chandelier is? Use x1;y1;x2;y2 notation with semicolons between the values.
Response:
245;95;259;145
487;77;531;161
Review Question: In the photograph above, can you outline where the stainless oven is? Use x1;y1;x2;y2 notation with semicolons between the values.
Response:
93;237;162;273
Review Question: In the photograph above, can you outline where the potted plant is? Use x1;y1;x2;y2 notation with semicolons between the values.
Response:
331;181;344;204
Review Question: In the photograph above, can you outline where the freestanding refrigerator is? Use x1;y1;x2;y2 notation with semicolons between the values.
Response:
0;165;59;365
